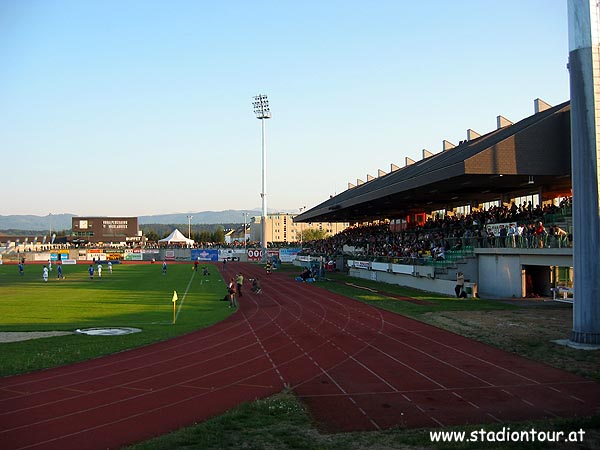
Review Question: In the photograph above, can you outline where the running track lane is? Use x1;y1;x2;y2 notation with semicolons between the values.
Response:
1;262;599;449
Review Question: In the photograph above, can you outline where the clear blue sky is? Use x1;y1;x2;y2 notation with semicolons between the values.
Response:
1;0;570;218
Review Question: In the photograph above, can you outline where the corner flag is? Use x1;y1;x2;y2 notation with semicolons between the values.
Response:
172;290;179;324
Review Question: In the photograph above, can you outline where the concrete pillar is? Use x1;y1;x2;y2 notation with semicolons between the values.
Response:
568;0;600;345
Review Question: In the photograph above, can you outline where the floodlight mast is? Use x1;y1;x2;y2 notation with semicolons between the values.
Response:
187;215;193;240
253;94;271;261
242;212;249;252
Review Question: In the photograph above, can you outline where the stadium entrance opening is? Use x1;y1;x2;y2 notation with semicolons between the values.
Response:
522;265;552;298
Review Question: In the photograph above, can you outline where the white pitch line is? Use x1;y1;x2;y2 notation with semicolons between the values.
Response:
175;270;197;321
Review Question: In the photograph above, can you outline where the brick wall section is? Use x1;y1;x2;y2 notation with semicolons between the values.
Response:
465;110;571;175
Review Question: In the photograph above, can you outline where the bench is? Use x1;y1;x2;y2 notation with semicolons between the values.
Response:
551;286;574;301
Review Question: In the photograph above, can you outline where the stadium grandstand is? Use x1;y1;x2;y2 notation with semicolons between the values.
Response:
295;99;575;301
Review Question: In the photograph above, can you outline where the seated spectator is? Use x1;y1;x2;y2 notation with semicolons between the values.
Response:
452;239;462;251
300;267;313;281
435;246;445;261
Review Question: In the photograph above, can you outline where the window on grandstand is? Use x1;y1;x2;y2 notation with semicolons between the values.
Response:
554;196;571;207
481;200;500;210
455;205;471;217
512;194;540;208
431;209;446;220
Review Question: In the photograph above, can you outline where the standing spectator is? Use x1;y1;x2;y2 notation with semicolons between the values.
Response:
499;225;507;247
455;271;466;298
553;225;569;247
486;227;496;248
535;221;547;248
517;224;525;247
507;223;516;248
228;278;237;308
236;273;244;297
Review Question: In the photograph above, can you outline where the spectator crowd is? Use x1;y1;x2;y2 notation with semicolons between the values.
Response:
301;200;572;262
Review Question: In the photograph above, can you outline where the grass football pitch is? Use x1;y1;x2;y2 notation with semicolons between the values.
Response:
0;261;232;376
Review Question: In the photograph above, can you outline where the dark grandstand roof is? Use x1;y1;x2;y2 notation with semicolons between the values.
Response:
297;101;571;223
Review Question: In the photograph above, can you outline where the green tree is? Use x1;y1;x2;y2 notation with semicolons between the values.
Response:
212;226;225;243
303;228;328;241
145;230;159;242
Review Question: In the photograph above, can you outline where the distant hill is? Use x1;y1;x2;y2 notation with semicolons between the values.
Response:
0;214;75;232
139;210;265;225
0;209;294;232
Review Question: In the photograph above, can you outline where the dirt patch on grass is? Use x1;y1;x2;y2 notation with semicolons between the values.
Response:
420;304;600;381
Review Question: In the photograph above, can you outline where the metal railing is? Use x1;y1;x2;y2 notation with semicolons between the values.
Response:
303;234;572;272
463;234;571;249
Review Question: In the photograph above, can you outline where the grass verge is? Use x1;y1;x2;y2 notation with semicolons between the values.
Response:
125;391;600;450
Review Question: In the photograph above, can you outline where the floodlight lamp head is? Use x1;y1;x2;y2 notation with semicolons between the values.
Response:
253;94;272;119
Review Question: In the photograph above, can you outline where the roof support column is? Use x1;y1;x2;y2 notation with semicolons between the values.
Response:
567;0;600;345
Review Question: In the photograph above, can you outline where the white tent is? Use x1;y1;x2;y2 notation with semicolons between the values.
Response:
158;228;194;245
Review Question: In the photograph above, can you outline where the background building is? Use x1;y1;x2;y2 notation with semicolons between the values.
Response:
250;213;348;245
71;217;142;245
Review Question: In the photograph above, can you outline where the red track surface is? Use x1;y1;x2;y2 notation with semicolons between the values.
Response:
1;262;599;449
